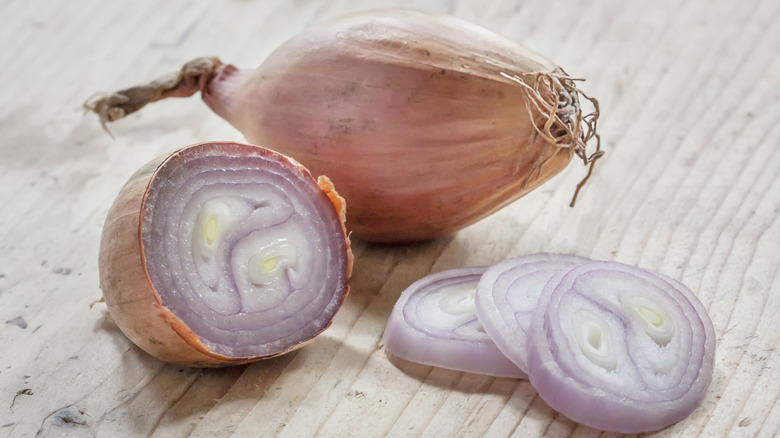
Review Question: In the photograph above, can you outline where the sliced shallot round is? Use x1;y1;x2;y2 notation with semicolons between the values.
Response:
99;142;353;366
525;261;716;433
475;253;588;373
382;267;525;378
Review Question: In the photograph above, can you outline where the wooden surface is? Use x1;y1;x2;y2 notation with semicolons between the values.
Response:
1;0;779;436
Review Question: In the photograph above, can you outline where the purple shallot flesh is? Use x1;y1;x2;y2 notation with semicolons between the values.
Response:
383;267;525;378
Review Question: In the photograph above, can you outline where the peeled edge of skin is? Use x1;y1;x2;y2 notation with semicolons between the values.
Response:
98;141;352;367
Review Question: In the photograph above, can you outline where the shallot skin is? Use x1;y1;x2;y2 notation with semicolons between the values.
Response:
202;9;593;242
98;142;352;367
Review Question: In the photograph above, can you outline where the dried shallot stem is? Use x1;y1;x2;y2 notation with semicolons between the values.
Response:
501;72;603;206
83;57;222;132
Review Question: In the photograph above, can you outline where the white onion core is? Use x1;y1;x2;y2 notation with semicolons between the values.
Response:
573;312;617;372
437;282;478;315
193;198;248;260
620;293;675;347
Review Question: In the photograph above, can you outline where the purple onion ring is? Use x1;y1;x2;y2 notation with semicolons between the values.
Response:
383;267;524;378
525;260;716;433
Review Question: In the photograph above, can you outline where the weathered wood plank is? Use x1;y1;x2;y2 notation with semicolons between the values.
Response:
1;0;779;436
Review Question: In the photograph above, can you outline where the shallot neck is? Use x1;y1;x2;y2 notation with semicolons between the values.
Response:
84;57;223;130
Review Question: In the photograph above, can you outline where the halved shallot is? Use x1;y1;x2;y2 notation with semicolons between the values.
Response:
382;267;525;378
99;142;352;366
525;261;716;433
85;9;601;242
474;253;588;373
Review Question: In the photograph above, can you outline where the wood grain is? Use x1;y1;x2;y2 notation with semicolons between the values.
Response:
1;0;778;436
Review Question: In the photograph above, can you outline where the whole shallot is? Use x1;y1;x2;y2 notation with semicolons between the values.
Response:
87;9;601;242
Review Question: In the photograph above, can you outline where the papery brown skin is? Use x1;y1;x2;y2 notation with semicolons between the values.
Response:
88;9;599;243
98;142;352;367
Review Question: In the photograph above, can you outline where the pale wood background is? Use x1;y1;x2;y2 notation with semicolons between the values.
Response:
1;0;778;436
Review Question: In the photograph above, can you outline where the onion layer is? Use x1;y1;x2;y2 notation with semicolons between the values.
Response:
525;261;716;433
99;142;352;366
86;9;601;243
382;267;525;378
475;253;588;372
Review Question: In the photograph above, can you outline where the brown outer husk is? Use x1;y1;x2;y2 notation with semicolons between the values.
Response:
98;141;352;367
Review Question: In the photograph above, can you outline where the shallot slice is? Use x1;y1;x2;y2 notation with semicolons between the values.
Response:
474;253;588;372
525;261;716;433
382;267;525;378
99;142;352;366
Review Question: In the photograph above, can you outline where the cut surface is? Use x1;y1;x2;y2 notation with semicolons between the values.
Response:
474;253;588;372
525;261;716;433
141;143;349;358
383;267;525;378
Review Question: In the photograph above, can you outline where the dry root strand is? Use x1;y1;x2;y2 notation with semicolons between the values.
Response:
501;71;602;206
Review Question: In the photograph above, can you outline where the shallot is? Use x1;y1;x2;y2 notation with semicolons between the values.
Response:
525;260;716;433
384;255;715;433
85;9;601;242
382;267;524;378
474;253;588;372
99;142;352;366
